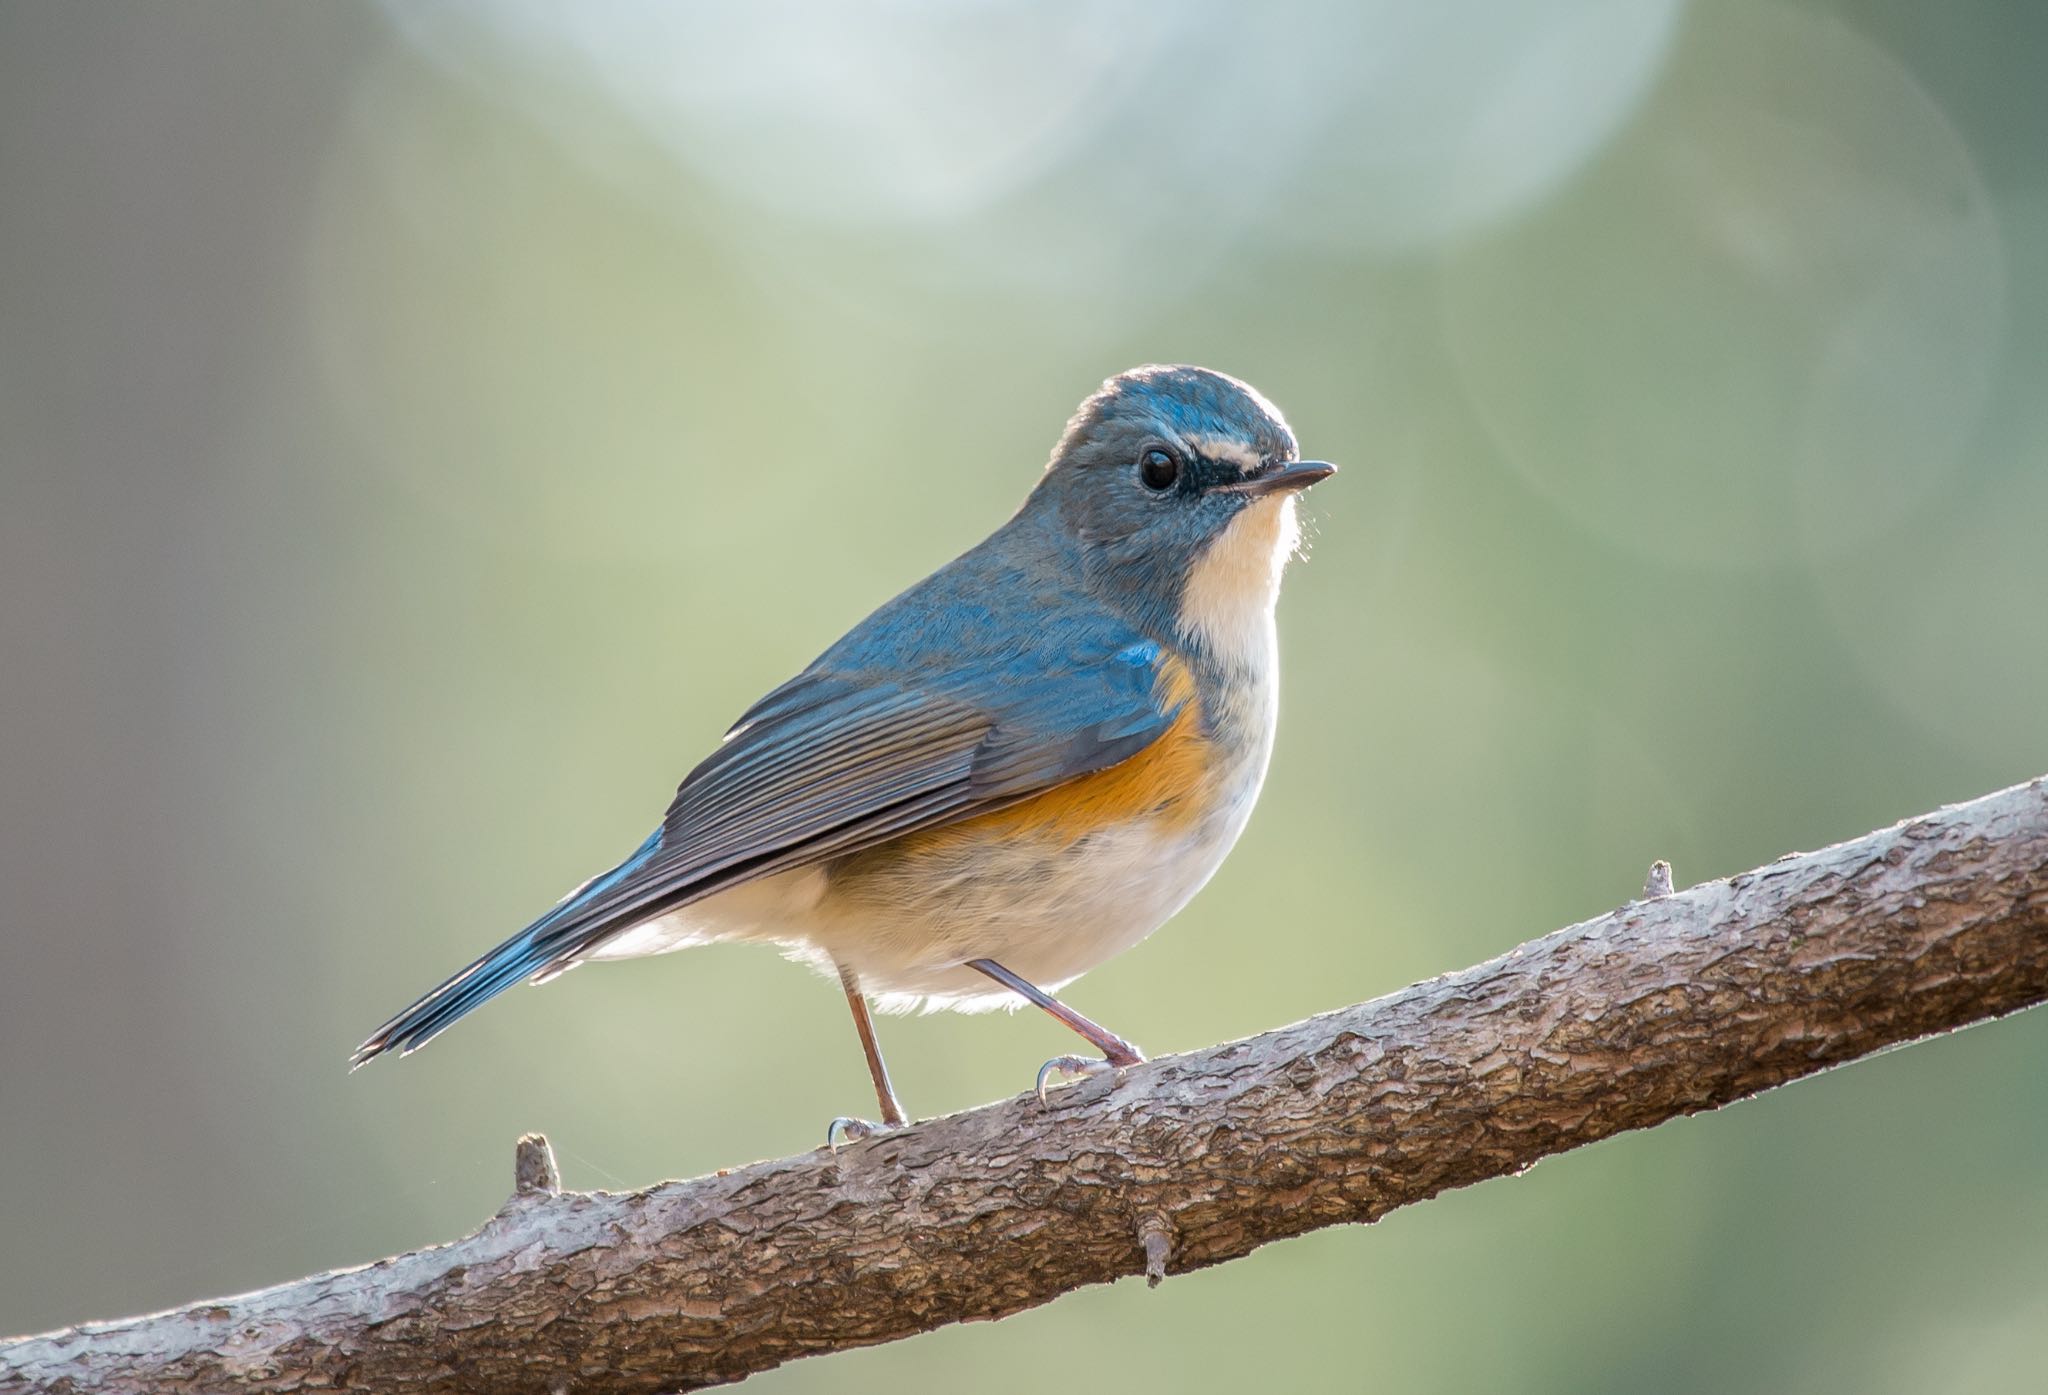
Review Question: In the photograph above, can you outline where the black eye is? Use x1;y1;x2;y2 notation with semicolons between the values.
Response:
1139;447;1181;492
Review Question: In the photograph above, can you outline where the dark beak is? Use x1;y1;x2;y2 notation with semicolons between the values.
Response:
1225;459;1337;497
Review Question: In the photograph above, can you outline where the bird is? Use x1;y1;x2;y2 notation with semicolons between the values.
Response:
351;364;1335;1142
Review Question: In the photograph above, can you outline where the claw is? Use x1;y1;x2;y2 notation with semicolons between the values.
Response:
825;1116;896;1150
1035;1053;1118;1104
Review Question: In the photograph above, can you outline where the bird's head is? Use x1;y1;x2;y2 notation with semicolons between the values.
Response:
1031;364;1335;663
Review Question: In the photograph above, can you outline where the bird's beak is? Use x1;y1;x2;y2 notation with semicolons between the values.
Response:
1223;459;1337;497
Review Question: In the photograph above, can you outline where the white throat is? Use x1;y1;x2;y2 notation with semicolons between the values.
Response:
1175;494;1299;670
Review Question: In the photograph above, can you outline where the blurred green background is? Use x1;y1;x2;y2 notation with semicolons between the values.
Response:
4;1;2045;1389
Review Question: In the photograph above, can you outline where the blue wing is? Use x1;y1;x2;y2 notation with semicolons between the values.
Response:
350;608;1185;1063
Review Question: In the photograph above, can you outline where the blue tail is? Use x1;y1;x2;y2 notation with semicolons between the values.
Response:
349;830;661;1067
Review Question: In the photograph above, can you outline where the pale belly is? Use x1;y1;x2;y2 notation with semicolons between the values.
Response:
586;720;1274;1013
799;764;1267;1011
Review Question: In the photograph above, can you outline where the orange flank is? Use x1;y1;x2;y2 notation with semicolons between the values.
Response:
902;656;1213;852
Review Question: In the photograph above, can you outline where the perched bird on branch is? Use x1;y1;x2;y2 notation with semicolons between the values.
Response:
352;365;1335;1141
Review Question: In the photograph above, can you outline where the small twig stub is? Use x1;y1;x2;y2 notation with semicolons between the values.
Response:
1139;1215;1175;1288
513;1132;561;1197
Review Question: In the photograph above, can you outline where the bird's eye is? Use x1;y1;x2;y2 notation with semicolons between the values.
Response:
1139;447;1181;492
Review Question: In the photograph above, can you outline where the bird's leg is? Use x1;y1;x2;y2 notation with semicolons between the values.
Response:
965;958;1145;1103
826;964;908;1148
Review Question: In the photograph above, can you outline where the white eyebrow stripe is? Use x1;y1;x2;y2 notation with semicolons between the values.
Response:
1183;434;1266;471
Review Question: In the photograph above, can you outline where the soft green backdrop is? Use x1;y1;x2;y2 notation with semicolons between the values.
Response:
4;2;2045;1390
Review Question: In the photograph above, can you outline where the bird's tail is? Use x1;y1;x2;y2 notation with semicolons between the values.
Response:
348;830;661;1068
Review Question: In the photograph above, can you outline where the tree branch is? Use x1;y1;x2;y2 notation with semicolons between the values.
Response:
8;776;2047;1394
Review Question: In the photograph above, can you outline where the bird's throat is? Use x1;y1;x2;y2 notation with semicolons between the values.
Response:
1175;495;1297;670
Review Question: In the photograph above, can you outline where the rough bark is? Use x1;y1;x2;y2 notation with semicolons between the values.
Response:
7;776;2047;1394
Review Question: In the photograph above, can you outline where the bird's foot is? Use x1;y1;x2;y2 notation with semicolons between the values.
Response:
1035;1048;1144;1105
825;1116;900;1150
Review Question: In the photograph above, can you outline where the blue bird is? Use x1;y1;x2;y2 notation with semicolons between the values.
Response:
352;365;1335;1141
